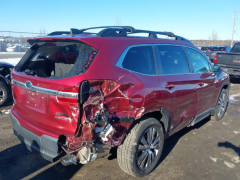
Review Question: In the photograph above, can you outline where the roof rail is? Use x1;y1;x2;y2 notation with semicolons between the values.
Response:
47;31;70;36
47;26;193;45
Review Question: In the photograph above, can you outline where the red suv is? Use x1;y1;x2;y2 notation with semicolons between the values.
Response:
10;26;230;177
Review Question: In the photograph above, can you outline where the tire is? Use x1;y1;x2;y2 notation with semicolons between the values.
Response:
0;82;10;106
211;89;228;121
117;117;164;177
57;60;67;64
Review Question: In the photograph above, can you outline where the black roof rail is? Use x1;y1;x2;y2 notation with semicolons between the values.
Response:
47;26;193;45
80;26;136;33
47;31;70;36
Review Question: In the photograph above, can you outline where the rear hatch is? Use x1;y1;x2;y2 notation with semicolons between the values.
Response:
11;37;100;136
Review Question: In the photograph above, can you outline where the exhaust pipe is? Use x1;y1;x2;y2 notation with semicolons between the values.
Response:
61;155;77;166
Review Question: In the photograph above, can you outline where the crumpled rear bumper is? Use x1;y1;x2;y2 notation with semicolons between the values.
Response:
10;112;59;162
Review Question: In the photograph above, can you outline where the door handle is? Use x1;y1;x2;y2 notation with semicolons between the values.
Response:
165;84;175;89
198;82;204;87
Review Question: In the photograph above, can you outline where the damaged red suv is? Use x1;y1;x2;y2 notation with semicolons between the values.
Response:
10;26;230;177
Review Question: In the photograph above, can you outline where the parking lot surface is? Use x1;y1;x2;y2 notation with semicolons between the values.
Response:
0;77;240;180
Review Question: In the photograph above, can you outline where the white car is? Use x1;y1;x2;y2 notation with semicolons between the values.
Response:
6;46;16;52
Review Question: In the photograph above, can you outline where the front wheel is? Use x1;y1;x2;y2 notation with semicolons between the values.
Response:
211;89;228;121
117;117;164;177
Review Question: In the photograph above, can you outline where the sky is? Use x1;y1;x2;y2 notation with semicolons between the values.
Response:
1;0;240;40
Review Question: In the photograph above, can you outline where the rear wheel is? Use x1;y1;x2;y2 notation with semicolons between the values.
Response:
0;82;9;106
211;89;228;121
117;117;164;177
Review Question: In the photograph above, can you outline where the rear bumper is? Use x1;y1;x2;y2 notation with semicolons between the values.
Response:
221;67;240;76
10;112;59;162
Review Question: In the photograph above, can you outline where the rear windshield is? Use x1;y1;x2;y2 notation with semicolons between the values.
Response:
231;44;240;53
211;47;225;51
201;47;210;51
16;41;98;79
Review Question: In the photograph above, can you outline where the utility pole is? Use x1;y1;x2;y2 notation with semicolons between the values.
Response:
230;11;239;47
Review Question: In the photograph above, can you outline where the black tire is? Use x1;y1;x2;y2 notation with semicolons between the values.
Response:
0;82;10;106
211;89;228;121
117;117;164;177
57;59;67;64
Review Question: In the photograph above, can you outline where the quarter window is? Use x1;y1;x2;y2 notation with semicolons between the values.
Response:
184;48;211;73
122;46;156;75
156;45;190;74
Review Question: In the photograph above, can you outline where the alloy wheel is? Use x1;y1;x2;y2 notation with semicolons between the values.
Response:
217;92;227;118
137;127;161;170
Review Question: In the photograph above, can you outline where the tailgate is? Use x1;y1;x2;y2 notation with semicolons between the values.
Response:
11;70;87;136
217;53;240;68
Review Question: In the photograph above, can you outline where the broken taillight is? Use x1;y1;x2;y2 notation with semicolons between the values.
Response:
214;55;218;64
57;86;79;103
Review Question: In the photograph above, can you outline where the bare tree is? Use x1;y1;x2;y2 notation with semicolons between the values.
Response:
208;30;219;46
39;27;46;37
115;15;121;26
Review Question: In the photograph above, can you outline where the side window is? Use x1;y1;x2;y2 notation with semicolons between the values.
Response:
156;45;190;74
184;48;211;73
122;46;156;75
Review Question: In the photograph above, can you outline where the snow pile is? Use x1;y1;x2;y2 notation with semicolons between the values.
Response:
0;58;21;66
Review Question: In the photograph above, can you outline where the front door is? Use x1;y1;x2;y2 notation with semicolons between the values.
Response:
184;47;216;114
154;45;199;135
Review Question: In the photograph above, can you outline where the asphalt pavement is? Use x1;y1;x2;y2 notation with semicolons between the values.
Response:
0;77;240;180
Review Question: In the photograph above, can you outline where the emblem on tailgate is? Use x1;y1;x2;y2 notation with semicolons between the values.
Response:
25;81;32;88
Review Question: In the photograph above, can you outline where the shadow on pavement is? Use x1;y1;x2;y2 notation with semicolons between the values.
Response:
0;133;83;180
230;76;240;84
218;142;240;157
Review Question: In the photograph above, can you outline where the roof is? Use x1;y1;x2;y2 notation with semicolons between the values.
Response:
0;61;14;67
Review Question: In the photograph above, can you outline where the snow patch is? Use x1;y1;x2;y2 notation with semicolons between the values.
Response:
224;161;235;168
210;156;217;162
229;93;240;102
0;58;21;66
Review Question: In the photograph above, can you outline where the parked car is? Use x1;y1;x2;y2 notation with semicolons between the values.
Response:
201;46;211;55
6;45;26;52
10;26;230;177
0;62;13;106
214;42;240;78
208;46;231;62
0;44;7;52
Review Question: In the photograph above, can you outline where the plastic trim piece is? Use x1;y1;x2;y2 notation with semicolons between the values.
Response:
12;79;78;99
10;112;59;162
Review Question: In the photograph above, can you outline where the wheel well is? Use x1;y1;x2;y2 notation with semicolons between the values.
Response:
143;111;168;134
222;84;228;90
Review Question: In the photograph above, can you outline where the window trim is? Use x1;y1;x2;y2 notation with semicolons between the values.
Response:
116;44;158;76
116;43;213;76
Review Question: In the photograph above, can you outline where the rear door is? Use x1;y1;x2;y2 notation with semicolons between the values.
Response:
184;47;216;114
154;45;199;134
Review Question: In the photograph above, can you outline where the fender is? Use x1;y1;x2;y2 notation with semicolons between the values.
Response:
0;75;11;85
160;107;172;135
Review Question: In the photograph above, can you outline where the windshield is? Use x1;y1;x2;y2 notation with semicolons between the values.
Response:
211;47;225;51
231;44;240;53
201;47;210;51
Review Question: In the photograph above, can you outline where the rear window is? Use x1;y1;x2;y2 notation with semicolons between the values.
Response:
16;41;98;79
211;47;225;51
122;46;156;75
201;47;210;51
231;44;240;53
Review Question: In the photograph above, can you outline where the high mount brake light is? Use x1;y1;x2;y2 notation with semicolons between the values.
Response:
214;55;218;64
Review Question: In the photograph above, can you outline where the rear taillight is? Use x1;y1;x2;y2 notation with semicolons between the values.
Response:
57;86;79;103
221;50;227;53
208;49;212;52
214;55;218;64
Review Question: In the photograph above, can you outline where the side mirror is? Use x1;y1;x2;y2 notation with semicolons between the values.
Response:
213;65;221;73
